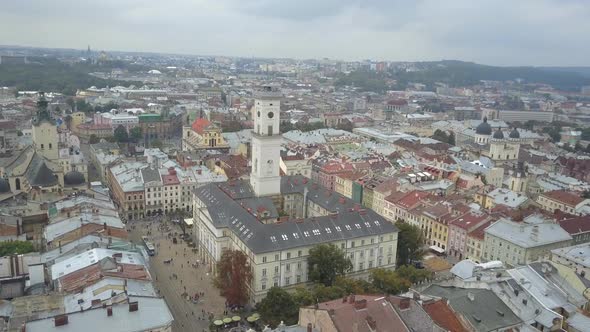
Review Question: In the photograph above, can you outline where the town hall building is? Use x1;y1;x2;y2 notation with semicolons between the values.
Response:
191;86;399;303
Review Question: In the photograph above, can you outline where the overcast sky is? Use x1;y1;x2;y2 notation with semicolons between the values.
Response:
1;0;588;66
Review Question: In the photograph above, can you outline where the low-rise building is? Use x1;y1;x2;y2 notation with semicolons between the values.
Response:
550;243;590;278
537;190;590;216
482;218;572;266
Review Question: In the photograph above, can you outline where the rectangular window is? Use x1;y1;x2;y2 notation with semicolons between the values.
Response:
287;253;291;259
285;277;290;285
262;269;267;277
298;250;302;257
286;264;290;272
274;266;279;273
263;256;267;263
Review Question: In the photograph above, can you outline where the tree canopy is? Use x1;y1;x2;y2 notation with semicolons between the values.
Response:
113;125;129;143
0;241;34;257
257;287;300;327
213;250;253;306
396;222;425;266
130;127;143;142
0;57;141;95
308;244;353;286
88;134;100;144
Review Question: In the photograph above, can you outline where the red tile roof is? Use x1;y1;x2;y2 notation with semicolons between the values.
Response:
191;118;212;134
313;295;409;332
423;300;468;332
396;191;430;209
162;174;180;185
59;262;150;293
450;211;490;230
468;220;492;240
541;190;584;207
558;216;590;235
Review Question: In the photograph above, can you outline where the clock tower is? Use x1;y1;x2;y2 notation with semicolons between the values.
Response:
250;85;282;196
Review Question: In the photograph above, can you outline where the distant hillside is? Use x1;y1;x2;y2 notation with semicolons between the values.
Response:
0;57;142;95
540;66;590;79
394;61;590;91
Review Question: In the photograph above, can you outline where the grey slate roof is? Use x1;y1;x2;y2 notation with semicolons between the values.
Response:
194;175;398;254
26;154;58;187
422;285;522;332
141;167;162;183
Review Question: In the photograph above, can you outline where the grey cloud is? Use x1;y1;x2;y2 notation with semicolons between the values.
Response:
0;0;588;65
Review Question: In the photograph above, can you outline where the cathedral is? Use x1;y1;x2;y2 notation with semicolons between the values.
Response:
470;117;523;166
0;97;88;199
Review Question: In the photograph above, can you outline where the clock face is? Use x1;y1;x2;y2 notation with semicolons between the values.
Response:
267;111;274;119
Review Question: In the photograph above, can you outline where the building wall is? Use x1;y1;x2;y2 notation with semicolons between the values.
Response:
299;308;337;332
192;192;398;303
550;252;590;278
466;236;484;262
32;122;59;161
483;233;572;266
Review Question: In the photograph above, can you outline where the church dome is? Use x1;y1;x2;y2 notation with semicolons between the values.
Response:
475;117;492;135
492;127;504;139
0;178;10;193
509;128;520;138
64;171;85;186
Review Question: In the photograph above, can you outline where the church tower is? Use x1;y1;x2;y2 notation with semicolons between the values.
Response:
250;85;282;196
32;96;59;161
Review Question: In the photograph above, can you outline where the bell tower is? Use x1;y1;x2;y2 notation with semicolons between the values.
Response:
250;85;282;196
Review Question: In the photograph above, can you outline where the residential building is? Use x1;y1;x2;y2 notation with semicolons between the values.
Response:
537;190;590;216
550;243;590;278
422;285;523;332
298;295;410;332
448;211;492;260
482;218;572;266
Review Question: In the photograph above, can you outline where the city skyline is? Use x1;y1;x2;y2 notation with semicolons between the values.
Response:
1;0;589;66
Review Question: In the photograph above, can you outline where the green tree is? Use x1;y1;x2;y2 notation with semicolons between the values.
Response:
370;268;412;295
448;132;456;145
113;125;128;143
311;284;346;303
334;276;377;294
130;127;143;142
75;99;93;113
308;244;353;286
394;265;432;284
88;134;100;144
0;241;35;256
336;119;354;132
292;287;314;307
257;287;299;327
396;222;425;266
151;139;163;149
213;250;253;306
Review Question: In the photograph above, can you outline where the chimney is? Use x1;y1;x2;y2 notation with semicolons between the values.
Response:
398;297;411;310
54;315;68;327
129;301;139;312
354;299;367;310
348;294;355;304
366;315;377;330
103;222;107;231
107;306;113;317
307;323;313;332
